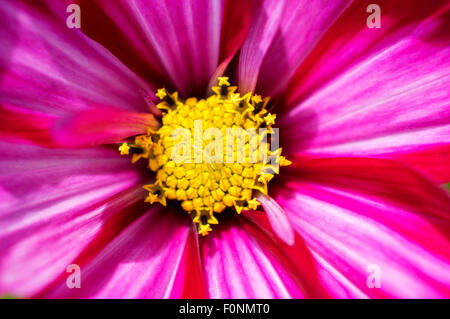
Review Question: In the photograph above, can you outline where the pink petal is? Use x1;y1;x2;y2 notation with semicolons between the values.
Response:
200;216;311;298
92;0;224;97
53;106;159;148
276;157;450;298
280;4;450;163
256;0;350;96
285;157;450;221
170;222;208;298
286;0;449;106
0;143;148;297
0;103;57;147
207;0;253;91
0;1;154;117
241;212;330;298
238;0;285;94
43;207;195;299
256;193;295;246
74;0;172;91
389;145;450;183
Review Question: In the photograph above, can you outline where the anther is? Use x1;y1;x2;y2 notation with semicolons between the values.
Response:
220;84;228;97
129;147;144;154
119;76;290;235
254;101;264;113
163;94;176;107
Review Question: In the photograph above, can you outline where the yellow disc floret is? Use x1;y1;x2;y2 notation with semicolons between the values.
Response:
118;77;290;236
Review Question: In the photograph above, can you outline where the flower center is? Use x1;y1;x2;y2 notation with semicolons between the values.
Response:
119;77;290;236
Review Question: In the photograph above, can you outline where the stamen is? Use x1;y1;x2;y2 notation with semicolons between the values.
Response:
119;77;290;236
129;147;144;154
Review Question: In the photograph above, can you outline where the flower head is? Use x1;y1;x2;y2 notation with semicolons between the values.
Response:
119;77;290;235
0;0;450;299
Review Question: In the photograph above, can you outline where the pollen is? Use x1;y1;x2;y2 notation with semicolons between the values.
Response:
118;77;290;236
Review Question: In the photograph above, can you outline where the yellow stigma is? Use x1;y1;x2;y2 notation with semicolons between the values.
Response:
118;77;290;236
118;143;130;155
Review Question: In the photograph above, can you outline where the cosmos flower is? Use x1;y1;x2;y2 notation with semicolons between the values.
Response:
0;0;450;299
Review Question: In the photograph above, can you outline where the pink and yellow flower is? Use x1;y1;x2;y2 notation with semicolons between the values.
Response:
0;0;449;298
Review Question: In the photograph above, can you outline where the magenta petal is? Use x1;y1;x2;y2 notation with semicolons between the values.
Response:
0;1;153;117
390;145;450;183
43;207;193;298
74;0;172;91
170;222;208;298
0;143;145;218
240;212;330;298
238;0;285;94
200;217;305;298
285;0;449;106
256;0;350;96
53;107;159;148
285;157;450;221
281;7;450;161
277;158;450;298
256;193;295;246
0;104;57;147
93;0;224;97
0;143;146;297
0;187;145;298
207;0;253;92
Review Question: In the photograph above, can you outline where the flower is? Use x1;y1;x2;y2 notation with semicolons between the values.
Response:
125;79;290;235
0;0;449;298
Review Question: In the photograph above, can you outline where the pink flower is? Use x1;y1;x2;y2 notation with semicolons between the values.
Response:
1;0;449;298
